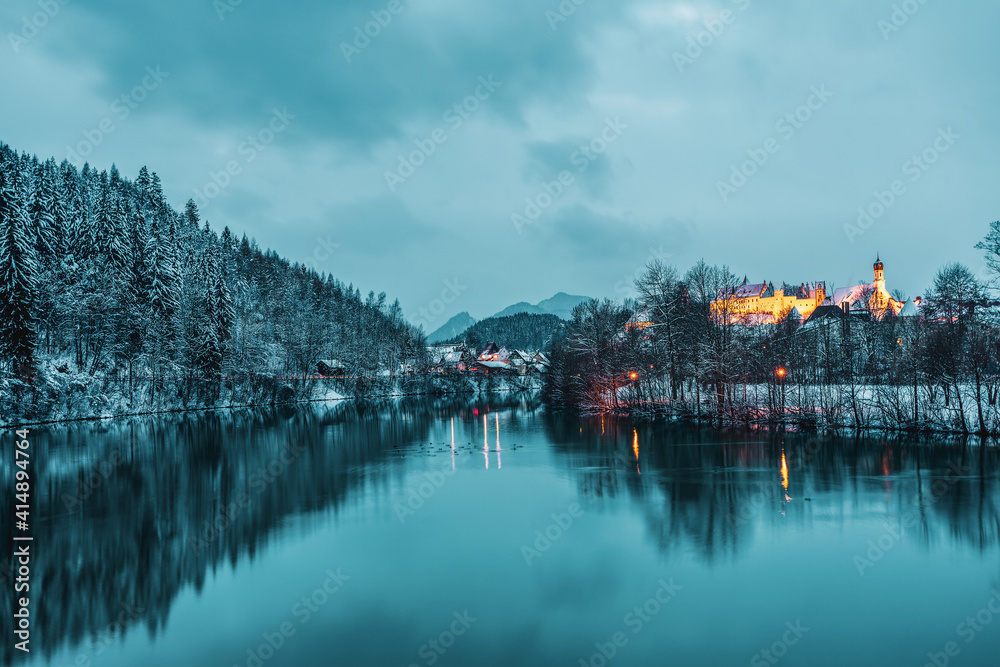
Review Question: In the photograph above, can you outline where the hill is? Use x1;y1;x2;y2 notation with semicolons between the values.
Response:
492;301;546;318
0;141;423;420
447;312;566;351
535;292;592;319
427;311;476;343
490;292;590;320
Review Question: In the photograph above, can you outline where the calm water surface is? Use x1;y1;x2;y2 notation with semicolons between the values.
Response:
5;397;1000;667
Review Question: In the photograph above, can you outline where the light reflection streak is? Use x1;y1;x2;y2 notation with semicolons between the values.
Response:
781;450;792;502
496;412;501;469
633;428;640;475
483;413;489;469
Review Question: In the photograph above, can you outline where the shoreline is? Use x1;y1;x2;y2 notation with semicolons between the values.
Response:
581;406;1000;441
5;387;536;428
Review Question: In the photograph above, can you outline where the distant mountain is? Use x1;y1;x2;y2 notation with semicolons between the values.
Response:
490;292;591;321
535;292;592;320
446;313;566;351
427;312;476;343
492;301;546;318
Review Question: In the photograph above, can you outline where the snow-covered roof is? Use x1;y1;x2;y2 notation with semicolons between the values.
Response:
427;344;461;356
788;306;803;321
802;305;846;327
898;299;919;317
724;282;767;299
477;360;511;369
832;284;869;306
629;309;651;322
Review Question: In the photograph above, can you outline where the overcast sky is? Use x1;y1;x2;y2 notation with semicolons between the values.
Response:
2;0;998;328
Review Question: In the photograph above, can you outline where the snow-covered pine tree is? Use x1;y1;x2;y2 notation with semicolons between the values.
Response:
0;168;40;376
210;245;235;346
28;160;59;261
146;211;181;344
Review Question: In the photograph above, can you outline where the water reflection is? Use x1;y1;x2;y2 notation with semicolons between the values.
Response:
1;395;531;665
543;415;1000;565
1;398;999;666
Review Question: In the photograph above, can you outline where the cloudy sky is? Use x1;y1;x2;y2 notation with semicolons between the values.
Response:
2;0;998;329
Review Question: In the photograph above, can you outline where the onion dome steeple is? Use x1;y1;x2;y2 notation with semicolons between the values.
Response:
873;253;885;283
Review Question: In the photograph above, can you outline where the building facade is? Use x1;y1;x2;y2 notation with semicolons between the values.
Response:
712;279;827;324
710;256;908;324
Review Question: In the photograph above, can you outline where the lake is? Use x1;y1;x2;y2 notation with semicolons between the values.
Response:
5;397;1000;667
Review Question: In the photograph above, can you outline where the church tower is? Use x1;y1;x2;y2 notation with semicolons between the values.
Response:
873;254;887;310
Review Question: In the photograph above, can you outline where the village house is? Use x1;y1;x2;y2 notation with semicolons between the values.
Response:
426;344;475;372
422;342;548;375
478;342;510;363
316;359;348;376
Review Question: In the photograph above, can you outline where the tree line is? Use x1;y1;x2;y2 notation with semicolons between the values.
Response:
446;312;566;351
0;143;426;419
543;232;1000;435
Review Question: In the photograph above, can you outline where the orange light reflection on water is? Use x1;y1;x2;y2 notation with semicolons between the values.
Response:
781;450;792;502
633;429;640;475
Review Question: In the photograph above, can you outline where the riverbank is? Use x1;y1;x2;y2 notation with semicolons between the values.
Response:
569;382;1000;438
0;361;542;427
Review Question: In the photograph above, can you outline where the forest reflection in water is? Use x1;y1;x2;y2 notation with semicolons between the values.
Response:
2;397;999;665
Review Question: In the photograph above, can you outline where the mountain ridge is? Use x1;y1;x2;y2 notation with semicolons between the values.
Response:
489;292;591;321
427;311;477;343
